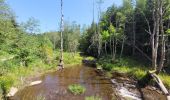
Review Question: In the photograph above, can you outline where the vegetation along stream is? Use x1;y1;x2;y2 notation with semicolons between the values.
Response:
10;65;166;100
1;0;170;100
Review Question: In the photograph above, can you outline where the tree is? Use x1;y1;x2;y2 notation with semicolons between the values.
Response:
96;0;104;58
101;30;109;55
20;17;40;34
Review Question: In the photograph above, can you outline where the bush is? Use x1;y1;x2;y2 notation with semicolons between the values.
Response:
68;84;86;95
85;96;102;100
0;76;14;95
102;63;113;71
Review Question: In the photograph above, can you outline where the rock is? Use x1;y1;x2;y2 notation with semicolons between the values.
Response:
7;87;18;97
30;80;42;86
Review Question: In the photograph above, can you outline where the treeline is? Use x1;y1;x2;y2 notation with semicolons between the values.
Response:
45;21;81;54
80;0;170;72
0;0;53;67
0;0;81;67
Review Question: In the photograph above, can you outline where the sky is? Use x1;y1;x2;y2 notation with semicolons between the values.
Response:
6;0;122;32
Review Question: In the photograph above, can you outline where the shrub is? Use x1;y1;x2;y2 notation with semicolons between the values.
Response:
102;63;113;71
0;76;14;95
68;84;86;95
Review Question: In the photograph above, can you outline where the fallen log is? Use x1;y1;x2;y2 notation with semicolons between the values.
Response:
148;71;170;100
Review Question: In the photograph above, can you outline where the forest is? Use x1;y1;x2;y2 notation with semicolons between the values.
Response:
0;0;170;100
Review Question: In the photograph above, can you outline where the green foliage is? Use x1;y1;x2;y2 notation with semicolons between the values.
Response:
0;75;14;94
98;57;147;80
68;84;86;95
108;24;115;35
20;17;40;34
166;29;170;35
159;74;170;89
85;56;95;61
102;30;109;41
17;49;30;66
85;96;102;100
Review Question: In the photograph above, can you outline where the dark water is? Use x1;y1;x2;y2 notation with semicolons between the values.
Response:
11;65;116;100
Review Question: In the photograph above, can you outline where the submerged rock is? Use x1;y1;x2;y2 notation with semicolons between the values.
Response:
29;80;42;86
7;87;18;97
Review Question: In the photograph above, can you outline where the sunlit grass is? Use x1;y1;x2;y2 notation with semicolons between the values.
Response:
159;74;170;89
98;56;170;89
68;84;86;95
85;96;102;100
0;51;83;97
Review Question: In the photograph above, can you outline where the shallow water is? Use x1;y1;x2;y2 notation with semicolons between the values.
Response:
11;65;116;100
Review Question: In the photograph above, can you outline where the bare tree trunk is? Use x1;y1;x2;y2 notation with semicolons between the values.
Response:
132;11;136;55
97;33;102;58
112;38;115;61
97;0;103;58
120;37;125;59
58;0;64;69
120;24;126;59
110;36;112;56
151;0;160;70
157;1;165;74
114;39;117;60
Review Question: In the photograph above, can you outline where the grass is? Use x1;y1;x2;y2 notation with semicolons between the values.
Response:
0;51;83;98
85;56;95;61
68;84;86;95
85;96;102;100
55;51;83;65
98;56;170;89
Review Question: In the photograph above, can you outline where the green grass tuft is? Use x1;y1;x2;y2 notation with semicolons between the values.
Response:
68;84;86;95
85;96;102;100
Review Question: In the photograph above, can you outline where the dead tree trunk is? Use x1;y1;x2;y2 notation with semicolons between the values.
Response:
157;0;165;74
149;71;170;100
120;37;125;59
151;0;160;70
58;0;64;69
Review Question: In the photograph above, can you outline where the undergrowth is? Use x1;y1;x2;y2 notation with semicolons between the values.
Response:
98;56;170;89
0;51;83;98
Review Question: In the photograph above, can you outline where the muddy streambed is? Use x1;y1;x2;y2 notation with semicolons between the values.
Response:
10;65;166;100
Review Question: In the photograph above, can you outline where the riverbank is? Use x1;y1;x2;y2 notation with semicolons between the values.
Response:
97;56;170;90
11;65;116;100
0;52;83;99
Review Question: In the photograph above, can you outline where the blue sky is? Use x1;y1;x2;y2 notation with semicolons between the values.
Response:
6;0;122;32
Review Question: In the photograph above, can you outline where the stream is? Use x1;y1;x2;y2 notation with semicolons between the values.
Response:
10;65;166;100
